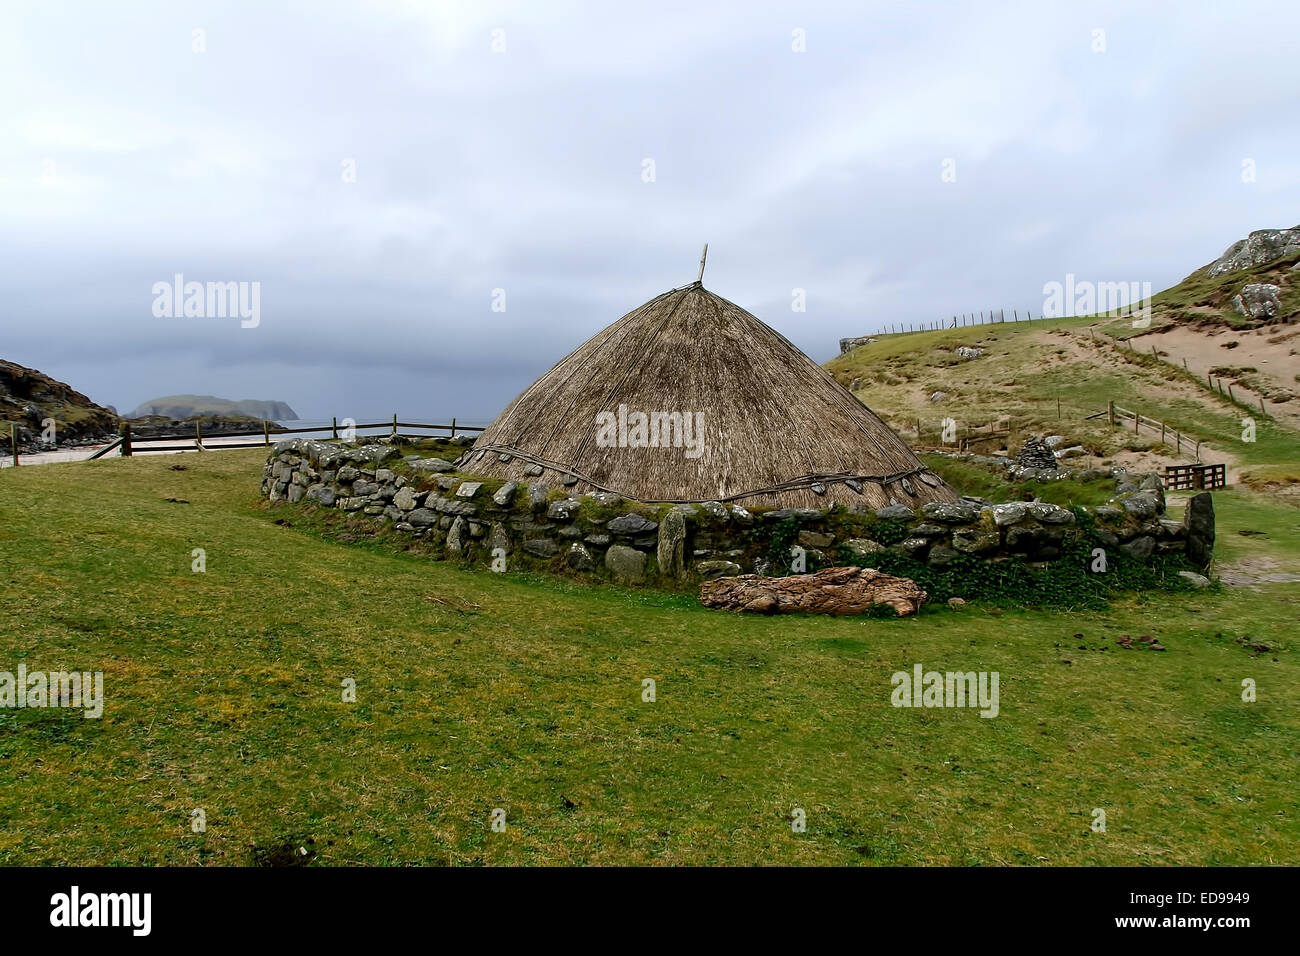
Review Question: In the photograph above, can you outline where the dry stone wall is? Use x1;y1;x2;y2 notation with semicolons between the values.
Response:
262;438;1211;589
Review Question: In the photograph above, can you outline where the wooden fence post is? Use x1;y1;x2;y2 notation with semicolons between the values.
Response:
263;420;270;446
1259;396;1266;414
331;416;339;440
450;418;457;439
195;420;203;450
1135;409;1140;434
1057;396;1062;420
121;423;132;457
1227;384;1235;403
392;413;398;439
1108;401;1115;427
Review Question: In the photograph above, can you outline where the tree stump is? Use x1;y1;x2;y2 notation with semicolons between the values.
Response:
700;566;926;617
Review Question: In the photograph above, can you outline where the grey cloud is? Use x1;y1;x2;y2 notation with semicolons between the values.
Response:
1;0;1297;418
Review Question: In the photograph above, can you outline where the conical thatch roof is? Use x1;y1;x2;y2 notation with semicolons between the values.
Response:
457;281;958;509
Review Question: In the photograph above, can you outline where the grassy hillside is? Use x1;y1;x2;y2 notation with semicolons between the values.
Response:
830;230;1300;492
0;450;1296;865
0;359;117;446
1148;247;1300;330
828;315;1300;489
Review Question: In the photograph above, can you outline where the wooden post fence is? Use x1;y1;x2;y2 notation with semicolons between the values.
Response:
121;423;132;457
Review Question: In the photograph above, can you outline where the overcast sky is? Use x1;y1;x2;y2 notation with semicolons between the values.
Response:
2;0;1297;421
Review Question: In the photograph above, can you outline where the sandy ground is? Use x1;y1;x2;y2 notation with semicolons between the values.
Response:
1216;553;1300;589
1138;323;1300;429
1053;329;1248;479
0;436;279;469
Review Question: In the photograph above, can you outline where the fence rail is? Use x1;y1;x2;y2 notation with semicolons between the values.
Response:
112;416;484;459
1087;326;1271;417
2;417;484;466
1106;401;1205;461
870;308;1047;337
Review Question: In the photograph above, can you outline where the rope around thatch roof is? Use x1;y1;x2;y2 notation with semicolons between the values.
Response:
457;282;958;509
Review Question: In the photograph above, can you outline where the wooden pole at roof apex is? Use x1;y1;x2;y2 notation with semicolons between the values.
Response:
697;243;708;283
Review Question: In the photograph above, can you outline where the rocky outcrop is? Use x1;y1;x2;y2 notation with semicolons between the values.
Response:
839;336;876;354
127;414;284;439
128;395;298;420
1231;283;1283;320
0;358;118;449
700;566;927;617
1207;227;1300;277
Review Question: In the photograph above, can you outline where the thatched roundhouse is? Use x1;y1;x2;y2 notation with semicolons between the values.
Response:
457;281;958;509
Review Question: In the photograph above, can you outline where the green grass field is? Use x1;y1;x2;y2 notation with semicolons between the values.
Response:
0;450;1296;865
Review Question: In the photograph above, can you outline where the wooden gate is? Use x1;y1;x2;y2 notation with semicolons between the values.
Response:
1163;463;1226;490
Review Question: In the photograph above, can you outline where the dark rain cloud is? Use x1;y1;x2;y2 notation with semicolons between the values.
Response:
1;0;1296;420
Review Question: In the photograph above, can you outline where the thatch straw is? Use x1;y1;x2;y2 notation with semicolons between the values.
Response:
459;282;958;509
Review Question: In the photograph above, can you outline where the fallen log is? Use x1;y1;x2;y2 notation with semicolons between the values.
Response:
700;566;926;617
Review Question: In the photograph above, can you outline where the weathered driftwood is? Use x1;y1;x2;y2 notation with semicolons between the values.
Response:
700;566;926;617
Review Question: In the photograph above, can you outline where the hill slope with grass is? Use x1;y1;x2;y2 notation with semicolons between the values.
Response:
1132;227;1300;423
828;226;1299;490
828;253;1300;496
1157;225;1300;329
0;358;117;447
